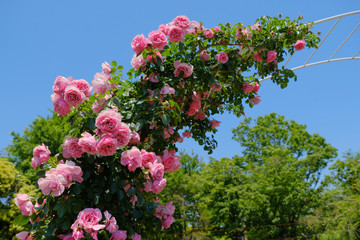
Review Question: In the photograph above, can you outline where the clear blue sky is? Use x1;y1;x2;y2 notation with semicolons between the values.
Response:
0;0;359;163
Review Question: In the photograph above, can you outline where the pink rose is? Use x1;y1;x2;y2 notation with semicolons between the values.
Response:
15;194;35;216
131;54;146;70
174;61;193;78
112;122;131;147
194;111;206;120
182;131;192;138
213;26;220;32
62;136;74;159
200;50;209;61
250;96;261;105
168;25;185;43
16;231;33;240
148;72;159;83
131;34;148;54
215;52;229;64
266;50;277;63
144;178;152;192
96;109;122;134
203;29;214;38
251;22;261;31
68;138;84;159
92;72;112;94
128;132;141;145
133;233;141;240
104;211;119;233
158;24;169;35
141;150;157;168
64;85;85;107
241;82;254;93
110;230;127;240
173;15;190;29
254;52;263;62
102;61;111;75
76;208;105;234
210;120;221;128
71;79;92;97
79;132;97;155
32;143;51;169
161;150;181;172
96;136;117;156
53;76;69;94
294;40;305;51
150;162;164;180
57;160;83;184
52;96;71;117
160;85;175;95
38;172;66;196
210;82;222;91
148;30;168;50
162;215;174;229
121;146;142;171
151;178;166;194
254;82;260;93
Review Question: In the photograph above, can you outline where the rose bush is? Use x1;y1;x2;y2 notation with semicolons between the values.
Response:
14;14;319;239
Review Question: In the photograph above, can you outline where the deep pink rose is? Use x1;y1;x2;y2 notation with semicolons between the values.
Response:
162;215;175;229
200;50;209;61
148;72;159;83
131;34;148;54
112;122;131;147
254;82;260;93
266;50;277;63
64;85;85;107
102;61;111;75
151;178;166;194
53;76;69;94
148;30;168;50
92;72;112;94
150;162;164;180
215;52;229;64
294;40;305;51
96;109;122;133
254;52;263;62
174;61;193;78
76;208;105;233
250;96;261;105
241;82;254;93
131;54;146;70
194;111;206;120
121;146;142;171
210;120;221;128
110;230;127;240
52;96;71;117
182;131;192;138
168;25;185;43
71;79;92;97
79;132;98;155
173;15;190;29
203;29;214;38
96;136;117;156
164;201;175;216
32;143;50;169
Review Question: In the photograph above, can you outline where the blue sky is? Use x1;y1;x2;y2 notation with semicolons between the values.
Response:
1;0;359;164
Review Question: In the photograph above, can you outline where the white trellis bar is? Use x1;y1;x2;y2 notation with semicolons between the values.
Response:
260;10;360;82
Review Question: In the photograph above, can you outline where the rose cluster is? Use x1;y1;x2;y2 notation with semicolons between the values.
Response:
154;201;175;230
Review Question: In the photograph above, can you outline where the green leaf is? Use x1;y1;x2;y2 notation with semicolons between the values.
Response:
87;118;95;129
13;215;30;226
179;42;184;51
128;187;136;197
110;61;117;67
161;114;170;125
117;65;124;70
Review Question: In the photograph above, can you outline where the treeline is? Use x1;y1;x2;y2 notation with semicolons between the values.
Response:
1;113;359;239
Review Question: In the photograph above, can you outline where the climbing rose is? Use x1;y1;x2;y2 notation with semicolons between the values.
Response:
92;72;112;94
121;146;142;171
110;230;127;240
75;208;105;235
254;52;263;62
133;233;141;240
131;54;146;70
131;34;147;54
150;162;164;180
52;96;71;117
266;50;277;63
294;40;305;51
151;178;167;194
68;138;84;159
162;215;174;229
168;25;185;43
79;132;98;155
203;29;214;38
64;85;86;107
32;143;51;169
173;15;190;29
161;150;181;172
241;82;254;93
71;79;92;97
96;135;118;156
102;61;111;75
254;82;260;93
182;131;192;138
96;109;123;134
15;194;35;216
210;120;221;128
200;50;209;61
250;96;261;105
53;76;69;94
111;122;131;147
174;61;193;78
141;150;157;168
215;52;229;64
15;231;33;240
148;30;168;50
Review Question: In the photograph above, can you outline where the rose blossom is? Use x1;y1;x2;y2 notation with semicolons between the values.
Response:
71;79;92;97
241;82;254;93
160;85;175;95
76;208;105;234
173;15;190;29
161;150;181;172
92;72;112;94
131;34;147;54
64;85;86;107
210;120;221;128
200;50;209;61
32;143;51;169
151;178;167;194
79;132;97;155
250;96;261;105
150;162;164;180
110;230;127;240
112;122;131;147
254;52;263;62
15;194;35;216
96;109;122;133
141;150;157;168
102;61;111;75
158;24;169;35
121;146;142;171
162;215;175;229
215;52;229;64
128;132;141;145
15;231;33;240
254;82;260;93
104;211;119;233
96;135;117;156
52;96;71;117
38;171;66;196
133;233;141;240
203;29;214;38
294;40;305;51
168;25;185;43
68;138;84;159
174;61;193;78
182;131;192;138
53;76;69;94
195;110;206;120
131;54;146;70
148;30;168;50
266;50;277;63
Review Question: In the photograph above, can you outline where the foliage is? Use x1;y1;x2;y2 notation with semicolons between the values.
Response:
11;15;320;239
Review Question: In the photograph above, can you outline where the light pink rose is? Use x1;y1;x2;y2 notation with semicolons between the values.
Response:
266;50;277;63
131;34;148;54
173;15;190;29
68;138;84;159
148;30;168;50
121;146;142;171
150;162;164;180
112;122;131;147
131;54;147;70
251;22;261;31
104;211;119;233
52;97;71;117
141;150;157;168
133;233;141;240
102;61;111;75
16;231;33;240
203;29;214;38
160;85;175;95
62;136;74;159
151;178;166;194
254;52;263;62
76;208;106;233
32;143;51;169
161;150;181;172
110;230;127;240
15;194;35;216
53;76;69;94
71;79;92;97
241;82;254;93
56;160;83;184
158;24;169;35
92;72;112;94
174;61;193;78
250;96;261;105
215;52;229;64
182;131;192;138
64;85;85;107
164;201;175;216
294;40;305;51
210;120;221;128
96;136;117;156
200;50;209;61
38;172;66;196
168;25;185;43
79;132;98;154
96;109;122;134
162;215;174;229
